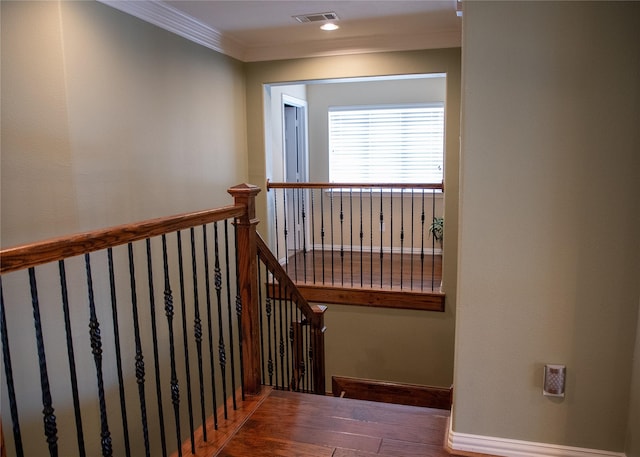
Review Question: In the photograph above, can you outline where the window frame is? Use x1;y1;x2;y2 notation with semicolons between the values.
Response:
328;102;445;187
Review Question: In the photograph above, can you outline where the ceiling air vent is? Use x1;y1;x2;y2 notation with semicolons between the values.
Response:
293;12;339;23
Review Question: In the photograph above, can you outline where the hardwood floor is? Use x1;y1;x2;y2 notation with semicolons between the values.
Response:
217;390;451;457
284;250;442;292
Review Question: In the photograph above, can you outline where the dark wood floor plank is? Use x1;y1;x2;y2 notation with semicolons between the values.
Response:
217;390;450;457
218;434;335;457
379;438;451;457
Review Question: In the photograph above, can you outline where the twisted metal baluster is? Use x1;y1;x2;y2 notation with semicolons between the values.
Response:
265;281;274;386
359;190;364;287
278;283;285;389
176;231;196;452
320;191;325;284
232;220;245;402
257;259;266;384
127;243;151;456
107;248;131;457
310;190;316;284
301;188;308;283
400;189;405;290
410;192;415;290
329;189;335;286
202;225;219;430
432;190;437;292
349;189;354;287
339;191;344;286
370;188;373;287
390;189;394;289
145;239;167;457
29;268;59;456
161;235;182;457
213;222;228;419
283;189;289;275
84;256;112;457
58;261;86;457
0;277;25;457
421;190;426;291
379;189;384;288
224;220;238;409
189;228;207;439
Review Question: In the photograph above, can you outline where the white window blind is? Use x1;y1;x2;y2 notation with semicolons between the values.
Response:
329;104;444;184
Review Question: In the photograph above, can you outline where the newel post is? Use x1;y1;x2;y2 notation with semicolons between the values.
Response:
228;183;262;395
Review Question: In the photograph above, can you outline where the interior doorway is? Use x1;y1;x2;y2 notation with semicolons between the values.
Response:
282;95;309;257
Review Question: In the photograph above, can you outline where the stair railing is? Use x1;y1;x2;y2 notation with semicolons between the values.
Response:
0;183;325;457
266;180;445;311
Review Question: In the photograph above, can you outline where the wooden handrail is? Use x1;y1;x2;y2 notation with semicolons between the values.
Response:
266;179;444;191
0;205;244;274
255;234;324;328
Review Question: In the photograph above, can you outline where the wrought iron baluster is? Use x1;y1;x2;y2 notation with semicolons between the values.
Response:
127;243;151;457
330;189;335;286
224;220;238;409
145;239;168;456
234;222;245;402
189;228;207;440
400;189;405;290
201;225;219;430
28;268;59;457
390;190;394;289
266;276;274;386
278;283;285;389
359;190;364;287
339;191;344;286
176;231;196;453
291;189;298;282
421;190;426;291
257;259;265;385
410;192;415;290
320;191;325;284
370;189;373;287
285;289;291;389
274;188;281;262
107;248;131;457
58;261;86;457
213;222;229;419
349;189;353;287
379;189;384;288
283;189;290;275
311;189;316;284
84;256;112;457
0;277;25;457
161;235;182;457
432;190;437;292
301;188;308;283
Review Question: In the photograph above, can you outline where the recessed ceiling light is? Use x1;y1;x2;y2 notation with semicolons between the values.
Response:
320;23;339;31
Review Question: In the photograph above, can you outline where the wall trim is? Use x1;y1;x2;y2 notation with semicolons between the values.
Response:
447;426;626;457
97;0;245;60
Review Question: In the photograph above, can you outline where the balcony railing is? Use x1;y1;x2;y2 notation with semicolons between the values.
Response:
0;184;324;457
266;181;445;311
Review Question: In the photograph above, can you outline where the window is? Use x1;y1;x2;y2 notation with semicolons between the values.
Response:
329;104;444;184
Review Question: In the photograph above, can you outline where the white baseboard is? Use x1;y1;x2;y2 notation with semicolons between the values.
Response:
448;428;626;457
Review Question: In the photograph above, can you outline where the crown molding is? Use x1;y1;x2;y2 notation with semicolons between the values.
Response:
99;1;460;63
97;0;246;61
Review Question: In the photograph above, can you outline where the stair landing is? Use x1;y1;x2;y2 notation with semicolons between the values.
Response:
217;389;451;456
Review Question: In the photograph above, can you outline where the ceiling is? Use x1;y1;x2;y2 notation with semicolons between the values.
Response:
100;0;462;62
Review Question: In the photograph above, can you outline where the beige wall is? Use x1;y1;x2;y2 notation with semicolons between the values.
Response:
306;77;446;181
456;1;640;451
246;49;461;388
1;0;247;248
1;1;248;455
